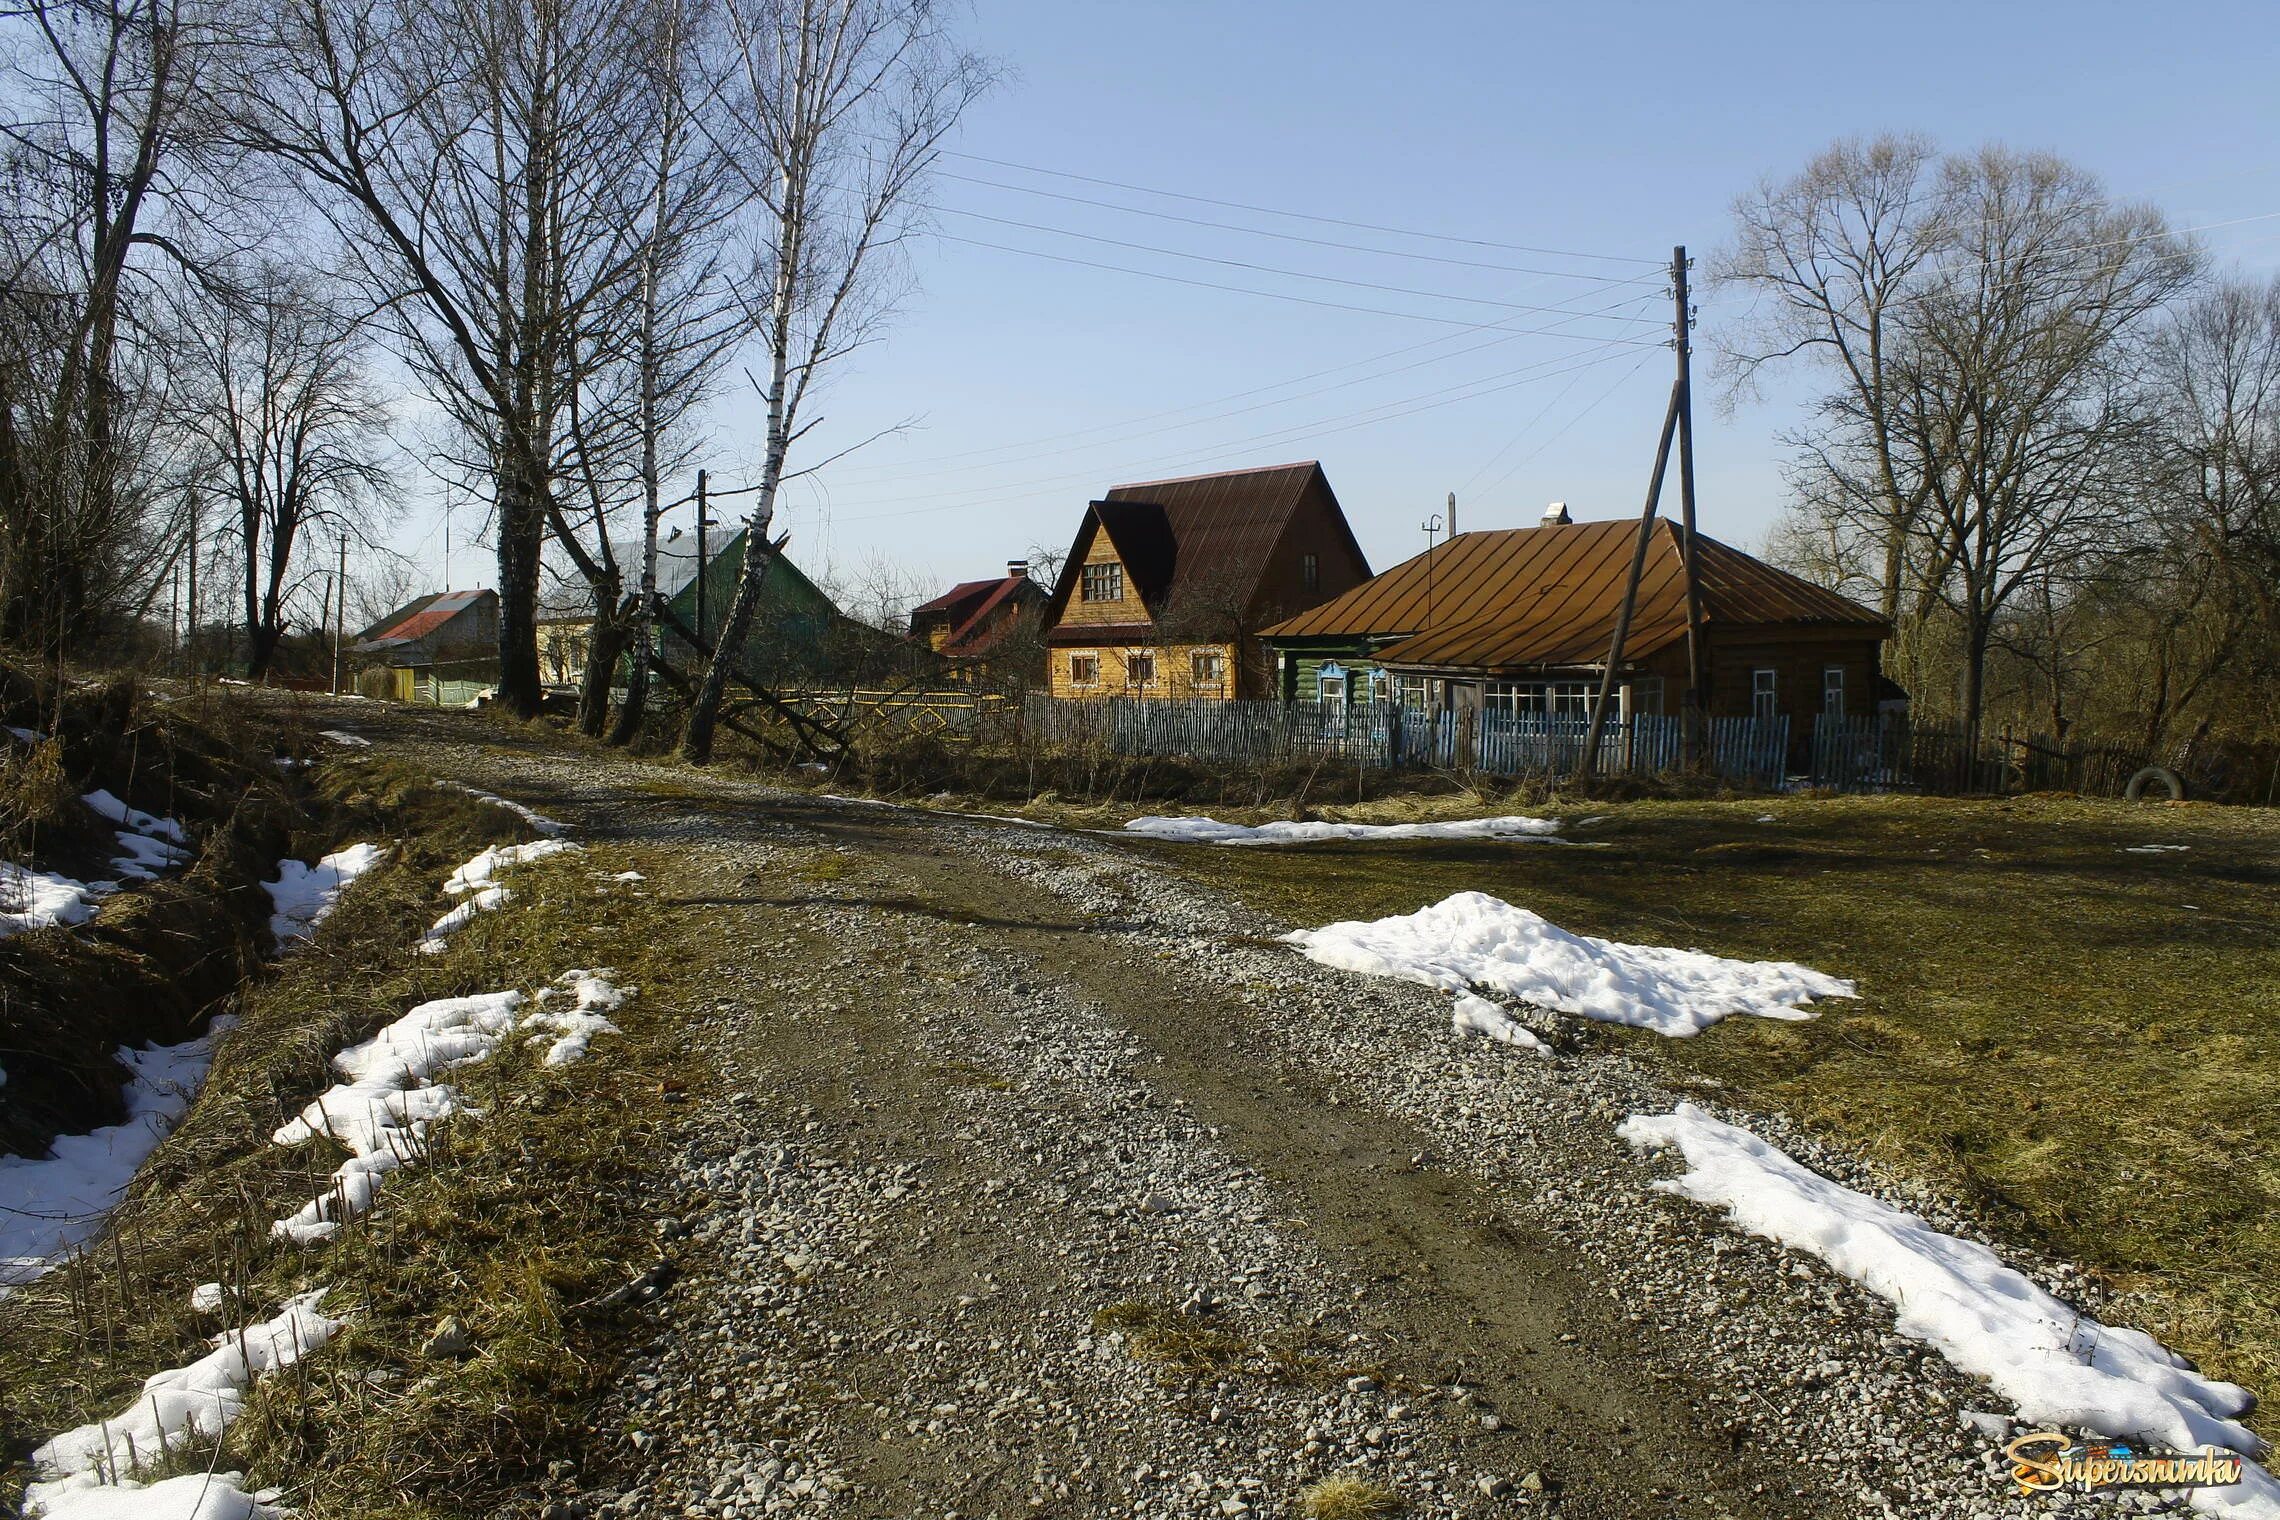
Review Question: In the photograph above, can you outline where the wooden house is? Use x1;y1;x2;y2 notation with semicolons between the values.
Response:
351;589;499;703
909;562;1047;658
1040;462;1371;699
1260;512;1892;740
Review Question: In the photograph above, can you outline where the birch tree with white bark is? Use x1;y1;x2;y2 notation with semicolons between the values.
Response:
677;0;991;763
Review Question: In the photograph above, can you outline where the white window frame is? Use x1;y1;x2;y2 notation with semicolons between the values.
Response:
1822;665;1846;716
1080;562;1122;603
1752;667;1779;721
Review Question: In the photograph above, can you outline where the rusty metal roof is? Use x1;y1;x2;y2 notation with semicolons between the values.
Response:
1264;519;1884;671
1041;461;1366;629
353;588;492;651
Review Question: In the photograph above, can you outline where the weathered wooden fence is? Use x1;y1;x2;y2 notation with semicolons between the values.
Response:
1019;697;1791;787
1808;714;2152;796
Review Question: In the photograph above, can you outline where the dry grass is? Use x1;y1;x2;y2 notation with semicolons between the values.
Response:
1088;1299;1345;1387
1141;792;2280;1430
0;753;699;1518
1297;1471;1407;1518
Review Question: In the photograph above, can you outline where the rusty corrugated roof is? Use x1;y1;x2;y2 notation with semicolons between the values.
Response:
1041;461;1365;630
353;588;492;651
1264;519;1884;671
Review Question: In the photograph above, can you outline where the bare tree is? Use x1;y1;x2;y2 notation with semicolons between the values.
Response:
1894;148;2196;737
677;0;991;762
1715;135;1946;628
0;0;232;651
242;0;657;715
1720;140;2198;739
176;263;393;676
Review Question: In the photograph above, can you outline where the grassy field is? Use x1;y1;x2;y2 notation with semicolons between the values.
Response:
1129;792;2280;1430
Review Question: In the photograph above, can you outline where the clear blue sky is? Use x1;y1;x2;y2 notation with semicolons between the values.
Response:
404;0;2280;604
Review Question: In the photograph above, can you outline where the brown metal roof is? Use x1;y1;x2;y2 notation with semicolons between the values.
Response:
1263;519;1885;672
1040;461;1366;629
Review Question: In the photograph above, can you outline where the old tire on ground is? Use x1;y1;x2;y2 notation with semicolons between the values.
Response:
2124;765;2185;802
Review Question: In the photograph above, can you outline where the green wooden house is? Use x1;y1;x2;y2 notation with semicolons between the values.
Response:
663;529;931;688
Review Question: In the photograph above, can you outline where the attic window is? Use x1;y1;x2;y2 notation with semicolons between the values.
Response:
1081;563;1122;602
1301;553;1319;592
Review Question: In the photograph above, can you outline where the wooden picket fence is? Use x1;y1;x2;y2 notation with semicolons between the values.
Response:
1018;697;1791;787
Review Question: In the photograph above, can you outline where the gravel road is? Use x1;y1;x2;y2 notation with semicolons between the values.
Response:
326;705;2198;1520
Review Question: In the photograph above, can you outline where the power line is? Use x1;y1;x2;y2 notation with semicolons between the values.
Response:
942;149;1664;266
823;286;1665;482
828;323;1657;494
927;229;1672;339
822;344;1645;523
1475;354;1657;502
932;168;1665;284
922;202;1667;326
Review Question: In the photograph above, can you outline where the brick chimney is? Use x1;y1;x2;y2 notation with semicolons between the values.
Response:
1006;559;1028;579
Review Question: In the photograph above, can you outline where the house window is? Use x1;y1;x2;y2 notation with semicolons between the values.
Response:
1317;663;1347;708
1081;562;1122;602
1126;651;1156;686
1752;668;1779;721
1301;553;1319;592
1190;649;1225;684
1822;666;1846;716
1485;681;1593;718
1628;677;1664;716
1395;675;1432;709
1068;652;1099;685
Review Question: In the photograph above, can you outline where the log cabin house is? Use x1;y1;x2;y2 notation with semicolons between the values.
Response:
1040;462;1371;699
1259;506;1893;746
909;562;1048;658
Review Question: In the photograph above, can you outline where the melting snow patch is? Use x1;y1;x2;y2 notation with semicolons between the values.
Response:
0;861;108;937
263;843;387;947
2;1025;233;1292
318;730;370;747
82;791;186;844
416;839;583;953
440;782;568;836
270;993;523;1244
1621;1104;2280;1520
522;969;630;1066
1123;813;1569;846
2124;844;2191;854
190;1282;227;1313
1285;891;1853;1037
444;839;580;895
1450;993;1551;1056
24;1290;339;1517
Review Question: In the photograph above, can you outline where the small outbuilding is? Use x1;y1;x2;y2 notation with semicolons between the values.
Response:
351;589;500;703
1260;515;1892;741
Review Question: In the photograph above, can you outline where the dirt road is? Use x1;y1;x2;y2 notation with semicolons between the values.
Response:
341;707;2062;1520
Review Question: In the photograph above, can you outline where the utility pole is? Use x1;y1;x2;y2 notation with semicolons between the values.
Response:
185;493;199;675
442;494;453;588
333;535;348;695
694;468;710;647
1418;510;1444;628
1582;244;1700;779
1673;245;1707;771
169;567;180;674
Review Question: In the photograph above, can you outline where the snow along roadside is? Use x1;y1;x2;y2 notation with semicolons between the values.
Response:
1121;813;1574;846
1285;889;1854;1037
23;1288;342;1519
1621;1103;2280;1520
416;838;583;953
263;842;388;948
1;1023;236;1295
269;971;630;1244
